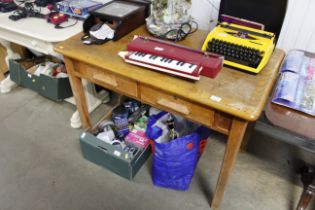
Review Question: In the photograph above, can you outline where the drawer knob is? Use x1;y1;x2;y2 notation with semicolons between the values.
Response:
157;98;190;115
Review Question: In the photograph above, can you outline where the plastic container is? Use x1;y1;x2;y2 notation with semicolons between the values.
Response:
112;105;129;136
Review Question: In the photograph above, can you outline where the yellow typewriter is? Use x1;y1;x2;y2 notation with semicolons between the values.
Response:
202;22;275;74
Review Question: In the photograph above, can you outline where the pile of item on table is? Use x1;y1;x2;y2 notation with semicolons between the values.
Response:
3;0;106;27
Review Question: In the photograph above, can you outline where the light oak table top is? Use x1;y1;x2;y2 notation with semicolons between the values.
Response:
55;26;285;122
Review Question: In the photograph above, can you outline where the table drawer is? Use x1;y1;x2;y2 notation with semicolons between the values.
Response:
140;85;214;127
74;62;138;98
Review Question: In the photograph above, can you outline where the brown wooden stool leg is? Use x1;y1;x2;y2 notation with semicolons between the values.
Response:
297;167;315;210
296;183;315;210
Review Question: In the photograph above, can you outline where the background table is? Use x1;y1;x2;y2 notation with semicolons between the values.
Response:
0;9;82;57
0;11;107;128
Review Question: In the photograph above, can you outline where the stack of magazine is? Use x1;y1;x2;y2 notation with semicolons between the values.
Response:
272;50;315;116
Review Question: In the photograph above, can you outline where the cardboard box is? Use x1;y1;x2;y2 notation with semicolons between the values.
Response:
9;58;73;101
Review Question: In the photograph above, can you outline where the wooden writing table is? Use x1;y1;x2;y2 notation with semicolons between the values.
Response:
55;26;285;209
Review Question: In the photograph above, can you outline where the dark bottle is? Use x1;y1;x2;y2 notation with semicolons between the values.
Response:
166;114;178;140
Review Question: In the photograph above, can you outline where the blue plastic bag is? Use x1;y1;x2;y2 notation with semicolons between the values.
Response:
146;112;211;191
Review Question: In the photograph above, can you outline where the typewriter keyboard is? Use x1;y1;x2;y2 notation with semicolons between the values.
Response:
206;38;264;68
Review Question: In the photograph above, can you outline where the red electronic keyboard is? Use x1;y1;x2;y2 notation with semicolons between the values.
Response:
118;36;224;80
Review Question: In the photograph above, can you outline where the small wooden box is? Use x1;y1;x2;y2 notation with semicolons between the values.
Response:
83;0;147;41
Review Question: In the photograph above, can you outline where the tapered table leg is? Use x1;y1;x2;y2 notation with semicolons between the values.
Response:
64;58;91;129
211;118;248;210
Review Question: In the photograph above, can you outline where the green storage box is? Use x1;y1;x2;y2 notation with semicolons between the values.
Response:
9;59;73;101
80;132;151;180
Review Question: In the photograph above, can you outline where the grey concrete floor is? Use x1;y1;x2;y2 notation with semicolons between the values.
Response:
0;87;314;210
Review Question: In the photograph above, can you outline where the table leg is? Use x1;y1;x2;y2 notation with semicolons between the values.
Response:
64;58;91;129
240;121;256;152
68;80;110;128
211;118;248;210
0;40;20;93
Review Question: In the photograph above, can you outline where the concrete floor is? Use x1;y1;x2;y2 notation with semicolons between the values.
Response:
0;87;314;210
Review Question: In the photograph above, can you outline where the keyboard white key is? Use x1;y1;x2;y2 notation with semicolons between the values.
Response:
118;51;200;80
129;52;197;74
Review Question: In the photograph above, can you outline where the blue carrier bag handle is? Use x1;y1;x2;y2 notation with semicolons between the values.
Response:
146;111;168;141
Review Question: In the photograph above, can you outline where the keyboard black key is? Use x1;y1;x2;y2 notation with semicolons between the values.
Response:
225;55;251;67
206;39;263;68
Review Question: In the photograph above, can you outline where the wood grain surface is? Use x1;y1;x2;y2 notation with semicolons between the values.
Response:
55;26;285;121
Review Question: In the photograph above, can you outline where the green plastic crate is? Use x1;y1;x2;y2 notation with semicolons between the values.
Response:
9;59;73;101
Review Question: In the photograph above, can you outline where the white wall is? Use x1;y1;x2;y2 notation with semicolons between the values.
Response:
190;0;220;30
190;0;315;53
277;0;315;52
